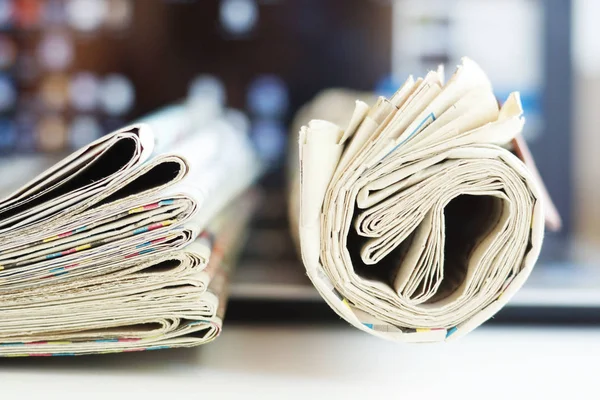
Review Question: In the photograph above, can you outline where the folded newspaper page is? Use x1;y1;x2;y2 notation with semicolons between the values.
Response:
0;191;256;356
0;99;262;356
291;58;551;342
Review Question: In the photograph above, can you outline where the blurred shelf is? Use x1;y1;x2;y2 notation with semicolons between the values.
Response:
230;258;600;309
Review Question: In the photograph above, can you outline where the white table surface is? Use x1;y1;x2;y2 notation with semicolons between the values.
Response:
0;325;596;398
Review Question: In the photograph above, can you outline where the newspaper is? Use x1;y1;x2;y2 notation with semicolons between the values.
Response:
0;192;256;356
0;99;261;356
291;58;551;342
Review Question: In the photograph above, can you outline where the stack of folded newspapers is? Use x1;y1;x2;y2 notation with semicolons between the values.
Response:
0;101;261;356
291;57;558;343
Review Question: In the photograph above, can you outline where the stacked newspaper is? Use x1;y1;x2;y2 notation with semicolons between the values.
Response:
0;100;261;356
292;58;554;342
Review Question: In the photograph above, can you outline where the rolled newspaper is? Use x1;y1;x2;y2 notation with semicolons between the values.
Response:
291;58;547;342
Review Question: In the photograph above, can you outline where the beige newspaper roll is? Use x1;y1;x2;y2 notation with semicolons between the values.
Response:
291;58;545;342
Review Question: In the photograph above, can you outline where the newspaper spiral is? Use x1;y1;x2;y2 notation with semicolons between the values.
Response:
294;58;545;342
